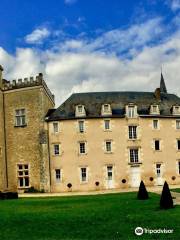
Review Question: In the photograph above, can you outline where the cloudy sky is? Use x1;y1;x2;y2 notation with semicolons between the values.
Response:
0;0;180;105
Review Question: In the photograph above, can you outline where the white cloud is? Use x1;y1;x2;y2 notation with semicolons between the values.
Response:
64;0;77;5
170;0;180;11
25;27;50;44
1;18;180;106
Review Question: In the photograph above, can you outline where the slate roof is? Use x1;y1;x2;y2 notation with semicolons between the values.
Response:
47;91;180;121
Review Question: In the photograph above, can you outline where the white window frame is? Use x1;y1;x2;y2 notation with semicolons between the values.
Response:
105;140;112;153
173;106;180;115
104;119;111;130
79;142;86;154
176;120;180;129
150;105;159;115
15;109;26;126
128;126;137;139
129;148;139;163
126;104;137;118
53;122;59;133
55;169;61;182
78;120;85;133
156;163;161;177
17;164;30;188
152;119;159;129
107;166;113;180
54;144;60;156
101;104;112;116
80;167;88;182
75;105;86;117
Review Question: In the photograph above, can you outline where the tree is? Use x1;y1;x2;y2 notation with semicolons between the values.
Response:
160;181;174;209
137;180;149;200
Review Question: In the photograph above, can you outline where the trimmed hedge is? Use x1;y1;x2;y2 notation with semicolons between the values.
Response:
0;192;18;200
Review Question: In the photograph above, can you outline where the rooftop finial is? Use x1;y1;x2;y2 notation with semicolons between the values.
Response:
160;68;167;94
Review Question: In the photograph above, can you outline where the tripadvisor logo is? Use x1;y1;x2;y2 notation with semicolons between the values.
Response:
135;227;143;236
135;227;174;236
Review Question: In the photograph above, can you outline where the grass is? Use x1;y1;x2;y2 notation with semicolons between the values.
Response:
171;188;180;193
0;192;179;240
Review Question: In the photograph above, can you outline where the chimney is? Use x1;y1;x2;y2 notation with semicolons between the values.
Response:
0;65;4;89
154;88;161;100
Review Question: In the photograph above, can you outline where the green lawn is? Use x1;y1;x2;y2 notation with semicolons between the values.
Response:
0;192;179;240
171;188;180;193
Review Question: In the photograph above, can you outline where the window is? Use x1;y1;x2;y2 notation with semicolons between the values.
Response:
53;122;59;133
101;104;112;116
156;164;161;177
176;120;180;129
150;105;159;114
105;141;112;152
54;144;60;155
173;106;180;115
129;149;139;163
81;168;87;182
154;140;160;151
107;166;113;180
177;140;180;150
78;121;84;133
78;105;83;113
75;105;86;117
153;120;159;129
17;164;29;188
127;106;135;118
15;109;26;126
128;126;137;139
79;142;86;154
104;120;110;130
55;169;61;182
178;161;180;175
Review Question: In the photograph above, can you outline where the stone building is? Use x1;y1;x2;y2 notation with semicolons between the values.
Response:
0;65;180;192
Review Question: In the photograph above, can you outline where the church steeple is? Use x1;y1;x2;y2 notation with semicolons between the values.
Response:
160;72;167;94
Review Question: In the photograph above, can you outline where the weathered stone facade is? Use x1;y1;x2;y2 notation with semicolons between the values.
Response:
0;66;54;192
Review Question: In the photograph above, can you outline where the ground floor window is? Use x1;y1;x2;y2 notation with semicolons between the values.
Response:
129;149;139;163
178;161;180;175
107;166;113;180
55;169;61;182
17;164;29;188
156;163;161;176
80;167;87;182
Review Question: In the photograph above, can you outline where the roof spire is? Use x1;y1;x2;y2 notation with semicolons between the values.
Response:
160;68;167;93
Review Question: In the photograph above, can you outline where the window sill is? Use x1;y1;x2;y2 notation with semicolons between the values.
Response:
14;124;27;128
104;151;113;154
128;162;142;165
80;181;88;184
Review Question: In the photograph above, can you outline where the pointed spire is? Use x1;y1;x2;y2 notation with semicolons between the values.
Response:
160;71;167;94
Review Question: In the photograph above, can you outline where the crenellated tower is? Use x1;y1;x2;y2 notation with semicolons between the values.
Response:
0;66;55;192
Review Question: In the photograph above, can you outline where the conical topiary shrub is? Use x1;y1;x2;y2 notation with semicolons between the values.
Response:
137;180;149;200
160;181;173;209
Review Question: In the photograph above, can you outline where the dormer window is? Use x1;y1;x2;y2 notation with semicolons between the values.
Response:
173;105;180;115
101;104;112;116
126;104;137;118
75;105;86;117
150;105;159;115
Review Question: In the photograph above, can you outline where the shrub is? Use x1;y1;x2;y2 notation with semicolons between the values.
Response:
24;186;39;193
137;181;149;200
160;181;174;209
0;192;18;200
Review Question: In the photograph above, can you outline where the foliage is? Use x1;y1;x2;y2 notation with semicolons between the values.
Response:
160;181;174;209
137;180;149;200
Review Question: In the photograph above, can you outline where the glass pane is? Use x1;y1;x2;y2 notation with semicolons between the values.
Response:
25;178;29;187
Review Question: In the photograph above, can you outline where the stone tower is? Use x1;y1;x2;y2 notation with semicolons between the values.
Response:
0;67;55;192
